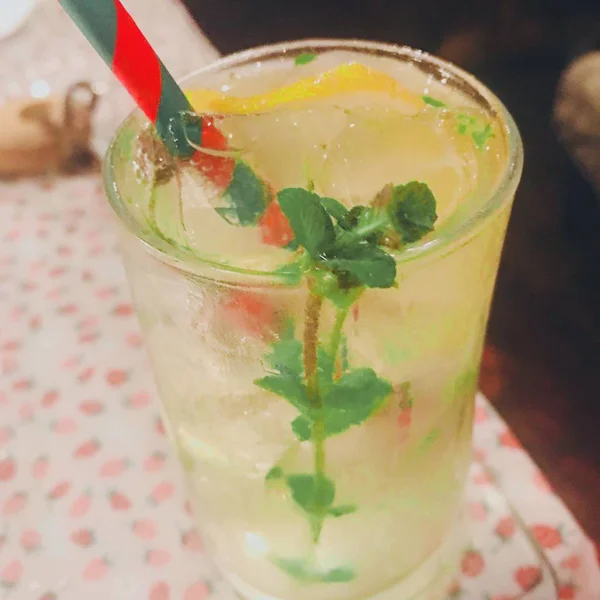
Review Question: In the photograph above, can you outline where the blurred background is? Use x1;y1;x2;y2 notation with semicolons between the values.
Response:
181;0;600;540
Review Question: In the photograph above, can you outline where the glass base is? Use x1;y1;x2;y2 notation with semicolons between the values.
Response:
220;520;464;600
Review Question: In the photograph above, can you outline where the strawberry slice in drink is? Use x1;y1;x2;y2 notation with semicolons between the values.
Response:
190;116;235;189
221;289;281;340
259;200;294;247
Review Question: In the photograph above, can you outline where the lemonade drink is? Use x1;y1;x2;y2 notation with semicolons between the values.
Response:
105;41;522;600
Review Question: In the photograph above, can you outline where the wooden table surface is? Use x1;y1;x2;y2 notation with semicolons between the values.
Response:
182;0;600;547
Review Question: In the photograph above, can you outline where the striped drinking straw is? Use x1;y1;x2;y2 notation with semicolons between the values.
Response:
58;0;200;157
59;0;289;243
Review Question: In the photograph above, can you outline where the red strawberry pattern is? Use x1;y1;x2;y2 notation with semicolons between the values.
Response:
20;530;41;552
70;529;95;547
515;565;543;592
146;549;171;567
495;516;516;541
74;439;101;459
83;557;109;580
461;549;485;577
109;491;132;511
531;524;563;549
0;456;16;481
69;491;93;518
149;581;170;600
132;519;157;540
0;8;598;600
184;581;210;600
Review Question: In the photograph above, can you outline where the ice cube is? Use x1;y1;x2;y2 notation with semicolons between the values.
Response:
320;106;479;221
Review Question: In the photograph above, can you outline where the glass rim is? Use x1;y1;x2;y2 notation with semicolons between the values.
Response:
104;38;524;281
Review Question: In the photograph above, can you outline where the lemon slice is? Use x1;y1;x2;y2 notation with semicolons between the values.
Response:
186;63;424;114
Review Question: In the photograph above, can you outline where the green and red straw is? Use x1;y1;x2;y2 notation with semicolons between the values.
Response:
58;0;199;157
59;0;293;245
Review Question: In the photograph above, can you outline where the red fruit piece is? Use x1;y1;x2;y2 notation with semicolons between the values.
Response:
514;565;542;592
191;116;235;189
222;290;279;338
259;201;294;247
531;524;562;549
461;549;485;577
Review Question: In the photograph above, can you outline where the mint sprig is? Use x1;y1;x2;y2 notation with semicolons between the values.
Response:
256;180;437;579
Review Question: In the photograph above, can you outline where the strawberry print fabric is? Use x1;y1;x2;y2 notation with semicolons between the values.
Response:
1;1;600;599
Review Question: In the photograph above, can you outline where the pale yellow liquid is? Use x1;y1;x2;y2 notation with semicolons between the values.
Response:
115;50;512;600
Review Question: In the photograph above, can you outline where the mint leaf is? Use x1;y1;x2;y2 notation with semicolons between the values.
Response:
456;113;494;148
256;329;311;423
274;558;309;581
255;375;309;413
320;197;348;222
324;244;396;288
321;566;356;582
328;504;357;517
266;466;283;481
388;182;437;243
317;346;335;392
265;335;303;379
221;161;268;226
278;188;335;257
286;473;335;514
422;95;447;108
471;123;494;148
322;368;392;436
337;206;388;245
273;557;355;583
291;416;312;441
295;52;317;66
